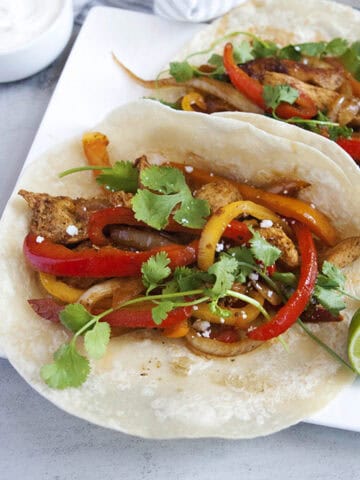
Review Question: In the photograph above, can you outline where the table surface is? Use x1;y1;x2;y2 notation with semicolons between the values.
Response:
1;1;360;479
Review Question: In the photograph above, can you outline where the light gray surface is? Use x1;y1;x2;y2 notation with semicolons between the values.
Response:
1;1;360;479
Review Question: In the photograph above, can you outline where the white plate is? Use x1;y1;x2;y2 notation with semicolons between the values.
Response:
4;6;360;433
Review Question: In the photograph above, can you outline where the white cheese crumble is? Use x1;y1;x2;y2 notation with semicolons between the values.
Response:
193;319;210;332
249;272;259;282
215;242;224;252
260;219;273;229
202;330;211;338
193;305;199;311
35;235;44;244
66;225;79;236
220;317;225;324
310;203;316;209
184;165;194;173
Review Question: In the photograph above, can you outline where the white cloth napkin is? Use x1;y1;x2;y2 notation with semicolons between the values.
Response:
154;0;245;22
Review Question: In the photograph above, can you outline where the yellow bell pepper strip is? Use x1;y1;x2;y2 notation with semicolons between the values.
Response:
198;200;284;271
169;162;337;246
163;319;190;338
194;292;265;329
181;92;206;111
82;132;111;180
39;272;85;303
248;222;318;340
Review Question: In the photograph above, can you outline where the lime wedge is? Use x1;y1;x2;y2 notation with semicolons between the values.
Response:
347;308;360;374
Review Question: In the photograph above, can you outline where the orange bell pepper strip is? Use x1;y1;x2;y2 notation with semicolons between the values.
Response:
163;319;190;338
223;43;317;119
170;163;337;246
82;132;111;179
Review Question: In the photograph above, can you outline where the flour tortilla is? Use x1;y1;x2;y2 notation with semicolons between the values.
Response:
0;100;359;438
156;0;360;175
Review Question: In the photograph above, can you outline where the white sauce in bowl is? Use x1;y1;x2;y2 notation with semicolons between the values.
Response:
0;0;63;53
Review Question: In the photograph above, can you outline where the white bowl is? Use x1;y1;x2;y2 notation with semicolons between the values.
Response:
0;0;73;83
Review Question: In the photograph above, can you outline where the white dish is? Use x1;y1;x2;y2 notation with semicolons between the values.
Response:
0;0;73;83
2;5;360;433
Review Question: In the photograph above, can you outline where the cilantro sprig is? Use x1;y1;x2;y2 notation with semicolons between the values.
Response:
132;166;210;230
59;161;139;193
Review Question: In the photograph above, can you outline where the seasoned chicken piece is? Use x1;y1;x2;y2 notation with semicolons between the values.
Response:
107;191;133;208
19;190;110;245
194;180;242;212
322;236;360;269
263;71;339;111
134;155;151;189
242;58;344;90
258;225;299;268
281;60;344;91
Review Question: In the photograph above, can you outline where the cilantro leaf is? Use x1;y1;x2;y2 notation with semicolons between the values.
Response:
169;61;194;82
207;256;238;298
249;227;281;268
278;45;302;61
296;42;327;57
84;321;111;360
233;40;255;63
173;197;210;228
314;286;346;315
40;343;90;389
251;38;278;58
207;53;226;75
132;189;181;230
141;252;171;293
340;43;360;81
325;38;349;57
263;85;299;111
60;304;93;333
140;166;186;194
174;266;212;291
226;246;255;283
152;300;174;325
132;166;210;230
96;161;139;193
272;271;297;287
322;261;346;289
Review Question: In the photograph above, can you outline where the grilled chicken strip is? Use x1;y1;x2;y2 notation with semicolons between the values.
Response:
19;190;132;245
258;225;299;268
263;71;340;112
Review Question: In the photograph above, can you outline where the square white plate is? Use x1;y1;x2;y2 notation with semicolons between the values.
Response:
5;6;360;433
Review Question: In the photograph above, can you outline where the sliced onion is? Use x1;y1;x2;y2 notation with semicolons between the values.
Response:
112;54;262;114
78;278;144;312
252;281;282;306
186;328;263;357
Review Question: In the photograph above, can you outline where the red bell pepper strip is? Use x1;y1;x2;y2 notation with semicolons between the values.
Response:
28;298;191;329
88;206;251;246
336;137;360;165
223;43;317;119
24;234;198;277
248;222;318;341
100;304;191;328
275;91;317;120
223;42;266;109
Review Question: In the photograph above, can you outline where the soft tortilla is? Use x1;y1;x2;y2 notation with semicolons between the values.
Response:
154;0;360;175
0;100;359;438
